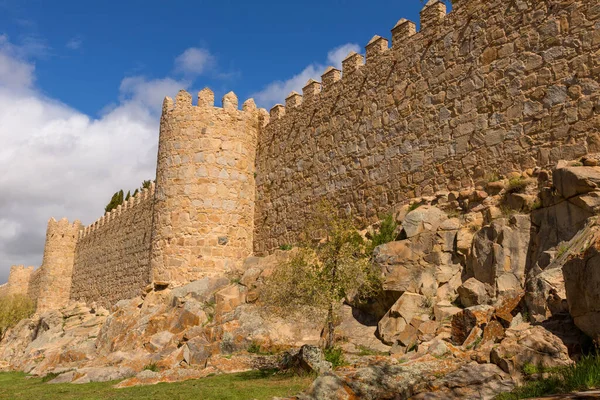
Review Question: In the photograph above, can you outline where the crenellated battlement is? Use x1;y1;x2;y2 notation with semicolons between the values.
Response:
79;182;155;240
5;0;599;311
162;89;262;117
263;0;453;130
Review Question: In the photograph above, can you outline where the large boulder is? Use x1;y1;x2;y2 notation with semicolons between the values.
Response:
377;293;431;346
468;215;531;299
401;206;448;238
457;278;494;307
490;325;572;381
553;166;600;199
563;234;600;342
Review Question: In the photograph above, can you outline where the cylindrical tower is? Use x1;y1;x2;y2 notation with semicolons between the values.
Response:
36;217;81;312
150;88;261;286
6;265;34;297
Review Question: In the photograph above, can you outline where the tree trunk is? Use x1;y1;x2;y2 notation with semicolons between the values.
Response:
326;303;335;349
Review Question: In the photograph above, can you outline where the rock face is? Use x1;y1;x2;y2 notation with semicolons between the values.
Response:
468;215;531;300
563;234;600;342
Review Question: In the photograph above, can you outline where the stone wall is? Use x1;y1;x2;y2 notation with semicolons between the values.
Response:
36;218;82;313
150;90;261;285
254;0;600;253
3;266;34;297
70;186;154;308
27;268;42;303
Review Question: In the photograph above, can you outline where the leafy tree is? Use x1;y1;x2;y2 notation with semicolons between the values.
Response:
263;203;381;349
0;294;35;340
104;189;124;213
142;180;152;190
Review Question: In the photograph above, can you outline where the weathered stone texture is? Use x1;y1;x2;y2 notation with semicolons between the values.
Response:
35;218;82;313
150;90;261;285
254;0;600;254
70;189;154;308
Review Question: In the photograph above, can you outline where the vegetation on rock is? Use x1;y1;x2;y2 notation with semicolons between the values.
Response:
263;203;381;349
496;354;600;399
0;294;35;340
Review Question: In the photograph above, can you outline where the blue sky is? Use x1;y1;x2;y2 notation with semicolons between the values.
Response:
0;0;430;114
0;0;441;283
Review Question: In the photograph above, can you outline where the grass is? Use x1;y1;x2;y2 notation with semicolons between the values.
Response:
367;213;398;254
0;369;312;400
557;243;569;258
279;244;293;251
356;345;388;357
506;177;529;194
143;363;159;372
323;347;346;369
495;354;600;399
408;203;421;212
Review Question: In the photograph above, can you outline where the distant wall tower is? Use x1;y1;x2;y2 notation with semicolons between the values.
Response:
5;265;34;297
150;89;262;285
36;218;81;313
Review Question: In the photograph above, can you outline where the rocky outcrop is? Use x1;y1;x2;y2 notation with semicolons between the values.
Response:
563;233;600;342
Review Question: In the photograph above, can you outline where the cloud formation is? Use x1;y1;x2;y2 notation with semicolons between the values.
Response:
174;47;215;77
66;36;83;50
0;39;193;284
251;43;361;108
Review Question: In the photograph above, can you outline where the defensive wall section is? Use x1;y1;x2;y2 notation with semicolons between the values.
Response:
1;0;599;313
70;185;155;308
254;0;600;253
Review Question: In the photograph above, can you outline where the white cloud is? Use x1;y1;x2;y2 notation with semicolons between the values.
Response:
0;38;187;283
66;36;83;50
251;43;361;108
174;47;215;76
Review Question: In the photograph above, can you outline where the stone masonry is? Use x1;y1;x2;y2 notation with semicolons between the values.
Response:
2;0;599;312
150;89;261;286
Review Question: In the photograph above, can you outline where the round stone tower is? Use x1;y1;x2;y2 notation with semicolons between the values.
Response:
37;217;82;312
150;88;261;285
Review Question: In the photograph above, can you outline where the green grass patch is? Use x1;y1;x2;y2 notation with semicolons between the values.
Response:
279;244;293;251
495;354;600;399
367;213;398;254
142;363;159;373
0;369;311;400
323;347;346;369
506;177;529;194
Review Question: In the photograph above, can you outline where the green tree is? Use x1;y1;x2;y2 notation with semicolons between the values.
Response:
104;189;124;213
0;294;35;340
263;203;381;349
142;180;152;190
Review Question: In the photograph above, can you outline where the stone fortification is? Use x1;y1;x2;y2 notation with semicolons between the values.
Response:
0;266;34;297
36;218;82;313
254;0;600;253
150;89;261;285
70;185;155;308
2;0;599;312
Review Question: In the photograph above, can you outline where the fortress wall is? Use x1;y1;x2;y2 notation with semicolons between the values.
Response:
150;90;261;285
27;268;42;303
254;0;600;253
70;186;154;308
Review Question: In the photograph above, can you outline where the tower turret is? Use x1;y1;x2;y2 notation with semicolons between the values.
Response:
150;88;261;285
36;217;81;312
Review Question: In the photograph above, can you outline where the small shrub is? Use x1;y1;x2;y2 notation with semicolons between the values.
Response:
523;362;540;376
230;277;241;284
143;363;159;372
530;199;542;210
367;213;398;254
0;294;35;340
571;162;583;167
486;172;501;183
556;244;569;258
324;347;346;369
279;244;293;251
506;177;529;194
247;341;261;354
